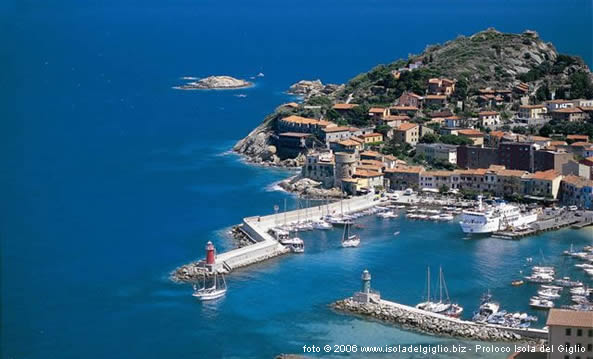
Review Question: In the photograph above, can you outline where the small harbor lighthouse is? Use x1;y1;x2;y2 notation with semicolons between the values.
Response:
205;241;216;271
353;269;380;304
361;269;371;293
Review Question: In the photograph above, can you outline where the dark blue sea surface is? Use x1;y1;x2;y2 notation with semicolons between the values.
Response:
2;0;592;358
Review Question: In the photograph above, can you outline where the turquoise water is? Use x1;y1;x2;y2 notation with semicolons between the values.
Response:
2;0;592;358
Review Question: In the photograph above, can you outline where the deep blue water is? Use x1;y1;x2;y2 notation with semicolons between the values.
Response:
2;0;592;358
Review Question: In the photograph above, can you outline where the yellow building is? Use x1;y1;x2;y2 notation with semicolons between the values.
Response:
394;123;419;145
361;132;384;144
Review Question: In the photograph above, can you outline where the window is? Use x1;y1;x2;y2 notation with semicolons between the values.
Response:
588;329;593;337
567;328;572;336
578;329;583;336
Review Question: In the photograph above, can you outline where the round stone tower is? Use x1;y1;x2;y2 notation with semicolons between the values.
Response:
334;152;357;188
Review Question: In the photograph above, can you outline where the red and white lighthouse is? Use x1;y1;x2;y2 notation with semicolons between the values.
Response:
205;241;216;265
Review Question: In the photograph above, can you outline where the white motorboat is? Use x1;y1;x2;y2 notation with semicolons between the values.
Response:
377;211;398;219
569;287;590;295
529;296;554;309
537;288;561;299
525;274;554;283
459;196;537;234
554;277;583;287
341;221;360;248
193;272;227;301
312;220;332;230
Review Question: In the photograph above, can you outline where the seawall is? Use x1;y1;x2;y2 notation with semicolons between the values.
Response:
332;298;548;342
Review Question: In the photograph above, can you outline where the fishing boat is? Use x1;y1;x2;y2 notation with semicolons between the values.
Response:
341;220;360;248
529;296;554;309
511;280;524;286
192;272;227;301
472;291;500;322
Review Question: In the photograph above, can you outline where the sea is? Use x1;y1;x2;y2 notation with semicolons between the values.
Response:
2;0;592;358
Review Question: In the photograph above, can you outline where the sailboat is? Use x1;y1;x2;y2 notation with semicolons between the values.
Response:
192;272;227;301
416;266;463;317
341;220;360;248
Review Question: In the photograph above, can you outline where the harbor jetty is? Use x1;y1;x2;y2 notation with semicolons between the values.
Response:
332;270;548;342
173;193;377;282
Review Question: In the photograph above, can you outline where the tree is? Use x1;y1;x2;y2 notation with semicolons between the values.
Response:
568;71;593;99
439;185;449;194
440;134;473;146
419;133;439;144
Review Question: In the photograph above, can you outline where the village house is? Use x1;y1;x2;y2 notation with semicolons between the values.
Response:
550;107;587;122
332;103;359;113
427;78;455;96
495;168;528;197
424;95;447;107
330;139;363;153
571;98;593;107
353;169;384;190
545;99;574;112
360;132;383;144
302;151;335;188
562;160;591;180
396;91;423;108
518;104;547;120
389;105;419;117
393;123;420;146
457;129;485;147
321;126;357;143
486;130;506;147
545;309;593;359
383;166;424;190
559;175;593;209
478;111;500;127
513;82;529;97
566;134;589;143
368;107;387;120
522;169;563;200
359;150;382;161
579;156;593;179
415;143;458;164
444;116;464;128
277;115;336;134
419;170;453;190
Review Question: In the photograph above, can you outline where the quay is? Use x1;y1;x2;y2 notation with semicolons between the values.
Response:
332;270;548;342
492;210;593;239
173;193;377;281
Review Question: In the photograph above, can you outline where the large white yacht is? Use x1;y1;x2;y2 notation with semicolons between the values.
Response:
459;196;538;234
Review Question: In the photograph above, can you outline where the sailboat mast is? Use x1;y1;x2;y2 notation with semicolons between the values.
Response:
427;266;431;302
439;267;443;303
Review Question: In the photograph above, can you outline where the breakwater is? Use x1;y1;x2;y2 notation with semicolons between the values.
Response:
173;193;377;282
332;298;547;342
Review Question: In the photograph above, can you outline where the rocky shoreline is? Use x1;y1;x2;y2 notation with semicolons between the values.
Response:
286;79;343;100
175;75;252;90
277;175;343;199
331;298;545;344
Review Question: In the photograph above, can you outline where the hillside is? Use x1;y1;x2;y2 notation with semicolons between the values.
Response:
233;28;593;164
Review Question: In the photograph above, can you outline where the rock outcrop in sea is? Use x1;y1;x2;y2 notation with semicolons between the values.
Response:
175;75;252;90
